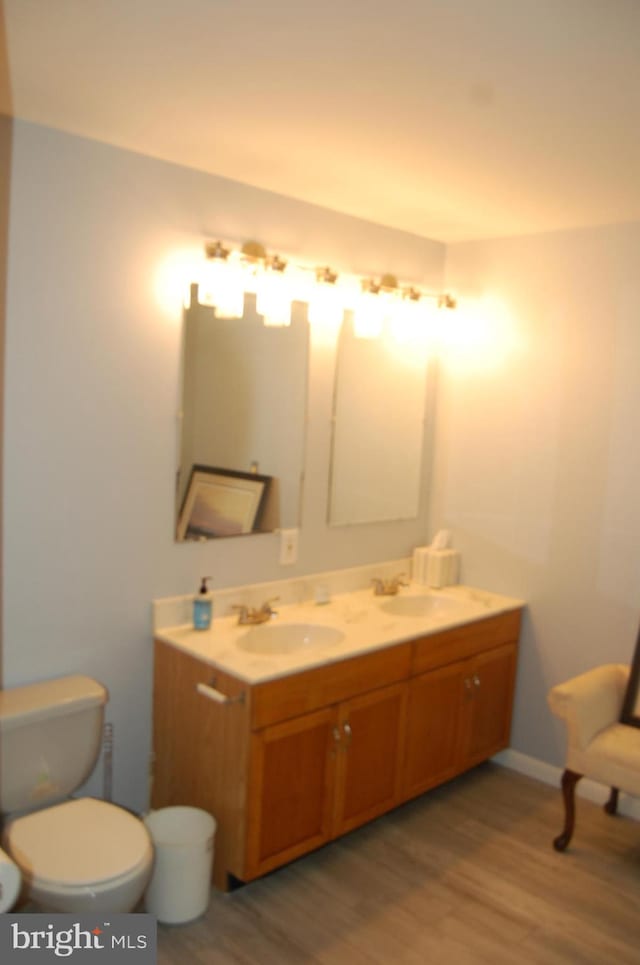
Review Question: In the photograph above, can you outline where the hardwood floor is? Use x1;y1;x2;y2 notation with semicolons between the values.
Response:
157;763;640;964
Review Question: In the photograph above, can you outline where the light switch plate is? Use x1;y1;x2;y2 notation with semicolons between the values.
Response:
279;528;299;565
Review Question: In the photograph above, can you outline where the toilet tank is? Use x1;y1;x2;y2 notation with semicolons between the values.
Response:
0;674;107;815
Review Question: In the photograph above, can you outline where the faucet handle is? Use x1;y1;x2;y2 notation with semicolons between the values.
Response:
261;596;280;614
371;575;407;596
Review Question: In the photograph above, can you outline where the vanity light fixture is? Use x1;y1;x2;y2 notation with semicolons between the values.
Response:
197;240;228;306
197;239;456;335
198;239;295;327
198;241;245;319
353;278;387;339
391;286;426;343
255;253;292;327
307;266;344;330
353;273;423;340
237;240;268;294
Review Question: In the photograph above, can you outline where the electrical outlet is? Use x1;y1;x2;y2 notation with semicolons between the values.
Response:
279;528;298;565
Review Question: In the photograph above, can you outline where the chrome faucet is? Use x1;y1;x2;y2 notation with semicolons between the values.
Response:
232;598;280;625
371;575;408;597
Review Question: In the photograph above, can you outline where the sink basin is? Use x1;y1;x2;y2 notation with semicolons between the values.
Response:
236;622;345;656
379;593;476;620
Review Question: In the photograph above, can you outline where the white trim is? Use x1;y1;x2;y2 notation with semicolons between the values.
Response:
494;748;640;821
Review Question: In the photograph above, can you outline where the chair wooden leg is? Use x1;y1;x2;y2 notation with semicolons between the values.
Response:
553;768;582;852
604;787;619;815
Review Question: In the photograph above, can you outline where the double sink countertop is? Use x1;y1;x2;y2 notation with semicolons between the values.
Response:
156;583;525;685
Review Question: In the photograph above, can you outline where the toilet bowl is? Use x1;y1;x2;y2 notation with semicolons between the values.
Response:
0;674;155;913
3;797;153;913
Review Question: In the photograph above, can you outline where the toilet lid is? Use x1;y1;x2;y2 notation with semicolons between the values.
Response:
5;797;152;887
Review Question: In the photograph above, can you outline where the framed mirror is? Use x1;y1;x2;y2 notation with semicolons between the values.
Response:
176;290;308;541
328;316;431;526
621;622;640;727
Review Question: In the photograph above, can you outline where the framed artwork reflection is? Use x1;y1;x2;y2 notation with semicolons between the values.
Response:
177;465;271;540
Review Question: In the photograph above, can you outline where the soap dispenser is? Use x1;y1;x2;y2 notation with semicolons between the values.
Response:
193;577;213;630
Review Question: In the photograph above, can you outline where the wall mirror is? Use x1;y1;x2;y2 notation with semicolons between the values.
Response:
176;290;308;541
328;317;431;526
621;621;640;728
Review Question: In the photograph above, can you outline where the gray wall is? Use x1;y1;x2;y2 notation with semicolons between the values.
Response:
433;223;640;767
2;120;444;810
0;114;10;691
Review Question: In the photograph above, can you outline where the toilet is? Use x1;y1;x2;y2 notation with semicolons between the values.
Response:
0;674;153;913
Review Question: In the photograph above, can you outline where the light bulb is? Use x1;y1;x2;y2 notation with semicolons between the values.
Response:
390;293;436;344
197;251;245;319
255;266;292;327
353;286;385;338
308;274;344;330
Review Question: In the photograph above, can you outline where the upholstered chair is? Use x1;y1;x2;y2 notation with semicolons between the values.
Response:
547;664;640;850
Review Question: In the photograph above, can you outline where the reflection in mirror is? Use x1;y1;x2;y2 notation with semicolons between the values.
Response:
328;318;430;526
176;291;308;541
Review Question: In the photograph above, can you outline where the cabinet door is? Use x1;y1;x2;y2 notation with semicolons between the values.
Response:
402;661;467;801
463;642;517;768
333;682;407;836
245;706;338;878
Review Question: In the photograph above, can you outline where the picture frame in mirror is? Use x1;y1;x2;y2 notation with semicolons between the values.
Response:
177;465;271;540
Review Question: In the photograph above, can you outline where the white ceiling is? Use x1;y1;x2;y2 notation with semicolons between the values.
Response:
4;0;640;242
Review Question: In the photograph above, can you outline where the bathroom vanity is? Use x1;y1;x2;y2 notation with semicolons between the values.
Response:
152;584;523;890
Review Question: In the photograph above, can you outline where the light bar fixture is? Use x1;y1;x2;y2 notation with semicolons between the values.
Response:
255;253;291;327
307;266;344;330
353;279;386;339
197;239;456;337
198;241;245;319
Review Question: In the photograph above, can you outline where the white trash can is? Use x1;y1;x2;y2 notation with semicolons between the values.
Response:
143;806;216;925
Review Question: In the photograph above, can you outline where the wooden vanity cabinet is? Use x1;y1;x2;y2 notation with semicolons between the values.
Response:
402;642;518;801
245;681;407;879
333;682;406;837
403;660;468;799
402;611;520;801
464;642;518;768
245;706;337;877
152;638;411;887
151;644;251;888
152;608;521;890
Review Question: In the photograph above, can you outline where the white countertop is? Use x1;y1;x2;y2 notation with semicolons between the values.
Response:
155;583;524;685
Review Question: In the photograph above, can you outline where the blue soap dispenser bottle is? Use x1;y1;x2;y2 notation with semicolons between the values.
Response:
193;576;213;630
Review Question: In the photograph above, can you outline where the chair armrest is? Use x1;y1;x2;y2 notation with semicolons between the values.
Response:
547;664;629;751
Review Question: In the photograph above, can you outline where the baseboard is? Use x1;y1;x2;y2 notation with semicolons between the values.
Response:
493;748;640;821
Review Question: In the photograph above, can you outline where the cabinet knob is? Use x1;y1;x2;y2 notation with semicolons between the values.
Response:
343;722;353;746
330;725;342;757
473;674;481;688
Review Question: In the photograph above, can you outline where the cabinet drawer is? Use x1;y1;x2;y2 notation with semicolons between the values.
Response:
251;642;412;730
411;610;522;676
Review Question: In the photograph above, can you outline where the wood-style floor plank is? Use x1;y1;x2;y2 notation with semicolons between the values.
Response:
157;763;640;964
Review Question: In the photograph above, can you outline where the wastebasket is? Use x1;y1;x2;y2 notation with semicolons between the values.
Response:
143;806;216;925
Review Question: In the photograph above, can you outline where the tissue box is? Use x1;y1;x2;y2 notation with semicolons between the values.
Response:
412;547;460;588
